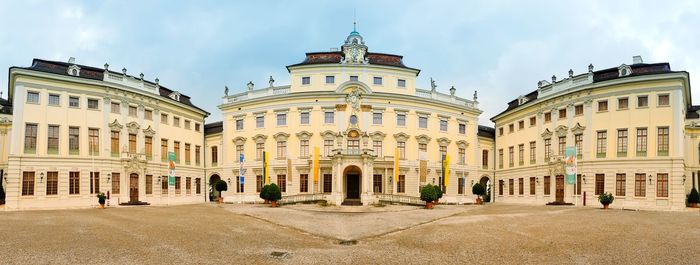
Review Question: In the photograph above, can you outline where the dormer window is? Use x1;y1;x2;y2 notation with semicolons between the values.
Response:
67;65;81;76
168;91;181;102
618;64;632;77
518;96;528;105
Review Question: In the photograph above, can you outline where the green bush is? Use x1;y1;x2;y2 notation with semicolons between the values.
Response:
598;192;614;205
214;180;228;193
260;184;270;201
420;184;438;203
688;188;700;204
472;183;486;198
433;184;443;200
96;192;106;204
267;183;282;202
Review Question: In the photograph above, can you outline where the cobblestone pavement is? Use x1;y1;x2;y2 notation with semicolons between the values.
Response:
1;203;698;265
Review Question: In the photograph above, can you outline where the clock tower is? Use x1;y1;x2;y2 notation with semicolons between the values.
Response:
341;22;368;64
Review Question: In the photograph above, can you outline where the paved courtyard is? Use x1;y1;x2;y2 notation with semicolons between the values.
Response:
1;203;699;264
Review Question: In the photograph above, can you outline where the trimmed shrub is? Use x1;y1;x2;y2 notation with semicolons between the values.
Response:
96;192;106;204
420;184;438;203
433;185;443;200
214;179;228;194
267;183;282;202
260;184;270;201
472;183;486;198
598;192;614;205
688;188;700;204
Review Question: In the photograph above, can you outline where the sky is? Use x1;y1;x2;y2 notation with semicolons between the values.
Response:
0;0;698;125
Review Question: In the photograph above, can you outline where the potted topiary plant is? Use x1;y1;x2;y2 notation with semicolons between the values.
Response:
259;184;270;204
214;180;228;204
598;192;614;209
267;183;282;207
96;192;106;209
433;185;443;204
0;177;5;205
420;184;438;209
688;188;700;208
472;183;486;205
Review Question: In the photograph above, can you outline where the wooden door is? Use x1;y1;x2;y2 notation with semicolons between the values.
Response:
346;174;360;199
130;173;139;203
555;175;564;203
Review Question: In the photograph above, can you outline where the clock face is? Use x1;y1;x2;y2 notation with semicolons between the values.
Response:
349;114;358;125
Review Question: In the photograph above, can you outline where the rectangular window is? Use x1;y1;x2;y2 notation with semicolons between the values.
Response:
595;174;604;195
111;131;120;156
498;180;504;195
48;94;60;106
518;120;524;130
235;176;243;193
146;175;152;195
129;134;137;154
518;178;524;195
25;124;38;153
27;91;39;104
22;171;35;196
174;141;180;163
145;136;153;160
161;139;168;162
195;146;201;166
558;136;566;156
529;177;535;195
302;76;310;85
348;140;360;154
129;106;137;117
277;175;286;193
459;148;466;164
112;173;121;195
69;96;79;108
499;128;504;136
300;112;310;124
69;127;80;155
598;100;608;112
325;75;335;84
373;112;383;125
576;174;582;195
544;139;552;161
324;140;333;157
162;176;168;194
300;140;309;157
637;95;648;108
458;177;464;195
323;174;332;193
616;173;626;196
47;125;59;154
256;175;263;193
459;123;466;134
277;141;287;159
397;175;405;193
530;116;536;126
276;113;286;126
544;176;551;195
324;111;334;124
596;131;607;158
397;113;406;126
439;145;447;158
617;129;628;156
69;171;80;195
161;113;168;124
558;109;567;119
173;117;180;127
636;128;648;156
656;173;668;197
509;124;514;133
575;134;583;159
658;94;669;106
184;120;191;130
508;146;514;167
350;75;358;82
236;144;244;160
518;144;524;166
398;141;406;159
185;143;191;164
657;127;669;156
529;141;536;164
508;179;514;195
89;128;99;156
234;119;244;130
544;112;552;123
419;116;428;128
46;171;58;195
90;172;100;194
397;79;406;87
419;143;427;154
87;98;99;110
211;146;218;166
196;178;201;194
440;120;448;132
373;141;382;156
175;176;181;195
145;109;152;120
256;143;264;160
618;97;629;110
635;173;646;197
256;116;264;128
300;174;309;192
373;77;383;85
498;149;503;169
575;105;583;116
195;123;201;132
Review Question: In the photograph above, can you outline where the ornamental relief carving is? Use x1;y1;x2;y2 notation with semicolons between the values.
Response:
296;131;313;140
393;132;409;142
233;136;247;145
108;119;123;132
252;134;268;143
273;132;290;141
571;122;586;135
415;134;432;144
369;131;386;141
126;122;140;134
142;125;156;137
555;125;569;137
541;128;553;140
321;130;337;140
437;137;451;146
456;140;469;149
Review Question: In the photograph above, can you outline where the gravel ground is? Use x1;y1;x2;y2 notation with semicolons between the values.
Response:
1;203;698;265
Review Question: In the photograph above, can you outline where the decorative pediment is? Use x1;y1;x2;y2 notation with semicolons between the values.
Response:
67;65;81;76
126;122;140;134
369;131;386;141
320;130;337;140
393;132;409;142
142;125;156;137
456;140;469;149
108;119;123;132
415;134;432;145
252;134;268;143
541;129;553;140
168;91;181;101
555;125;569;137
273;132;290;141
296;131;313;140
437;137;451;146
570;122;586;135
233;136;247;145
618;64;632;77
0;116;12;125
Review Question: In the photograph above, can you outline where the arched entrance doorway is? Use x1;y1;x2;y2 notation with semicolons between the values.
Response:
343;165;362;204
479;176;491;203
209;174;221;202
129;173;139;203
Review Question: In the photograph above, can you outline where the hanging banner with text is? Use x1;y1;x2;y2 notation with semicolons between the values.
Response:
565;147;577;185
168;151;176;186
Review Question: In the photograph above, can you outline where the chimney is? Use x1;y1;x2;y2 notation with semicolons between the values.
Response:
330;48;339;52
633;55;643;65
68;57;75;64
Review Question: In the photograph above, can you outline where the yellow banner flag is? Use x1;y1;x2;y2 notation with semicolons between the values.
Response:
263;151;269;184
394;147;399;183
444;154;450;188
313;147;320;183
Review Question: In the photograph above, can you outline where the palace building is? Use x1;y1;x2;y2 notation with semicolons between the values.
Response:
0;58;209;210
491;57;696;211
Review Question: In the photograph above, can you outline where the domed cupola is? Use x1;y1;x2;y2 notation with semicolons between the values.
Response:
341;22;368;64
